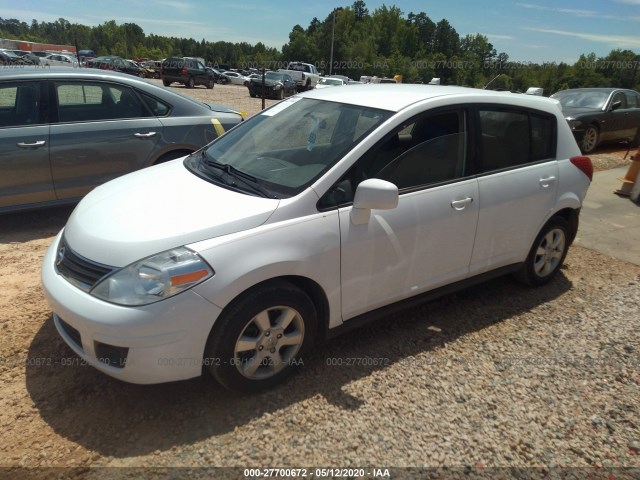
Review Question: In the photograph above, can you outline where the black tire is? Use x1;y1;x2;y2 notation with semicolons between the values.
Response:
278;88;284;100
580;125;599;154
153;72;160;79
305;80;311;91
205;281;317;392
249;91;256;98
206;79;214;89
186;77;195;89
162;80;171;87
515;216;570;286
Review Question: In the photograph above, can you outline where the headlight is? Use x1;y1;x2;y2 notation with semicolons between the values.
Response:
91;247;214;306
567;118;582;129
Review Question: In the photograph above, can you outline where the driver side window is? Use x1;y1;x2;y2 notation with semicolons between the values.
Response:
318;109;468;209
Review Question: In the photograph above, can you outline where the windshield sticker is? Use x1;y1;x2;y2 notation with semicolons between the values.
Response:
307;116;319;151
260;96;303;117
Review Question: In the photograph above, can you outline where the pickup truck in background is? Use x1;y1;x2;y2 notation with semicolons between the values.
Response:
279;62;320;92
161;56;215;89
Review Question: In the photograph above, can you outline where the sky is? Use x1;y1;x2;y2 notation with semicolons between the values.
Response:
1;0;639;64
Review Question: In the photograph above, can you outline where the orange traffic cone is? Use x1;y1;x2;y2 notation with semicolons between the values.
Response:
616;153;640;196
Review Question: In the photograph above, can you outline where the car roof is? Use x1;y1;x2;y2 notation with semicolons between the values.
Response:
300;84;560;113
0;66;142;82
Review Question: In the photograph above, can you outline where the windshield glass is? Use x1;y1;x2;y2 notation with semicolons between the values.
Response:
320;78;343;86
265;72;284;81
551;90;609;110
186;98;392;198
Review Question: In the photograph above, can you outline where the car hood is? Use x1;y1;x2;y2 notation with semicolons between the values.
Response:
63;159;280;267
250;79;282;87
559;106;601;118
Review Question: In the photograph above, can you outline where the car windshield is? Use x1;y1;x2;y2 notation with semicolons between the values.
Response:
265;72;285;81
320;78;343;86
186;98;392;198
551;90;609;110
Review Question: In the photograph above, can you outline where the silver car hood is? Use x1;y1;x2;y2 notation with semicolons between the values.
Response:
62;159;280;267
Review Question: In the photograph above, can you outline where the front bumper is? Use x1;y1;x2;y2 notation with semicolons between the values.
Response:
41;233;222;384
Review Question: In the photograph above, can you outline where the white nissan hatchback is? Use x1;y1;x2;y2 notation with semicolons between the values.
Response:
42;85;593;391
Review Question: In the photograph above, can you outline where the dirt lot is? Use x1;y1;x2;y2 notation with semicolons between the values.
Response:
1;84;639;479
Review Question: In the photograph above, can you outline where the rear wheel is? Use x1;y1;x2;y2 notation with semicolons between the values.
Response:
581;125;599;153
162;80;171;87
515;216;570;286
206;79;214;89
205;281;317;392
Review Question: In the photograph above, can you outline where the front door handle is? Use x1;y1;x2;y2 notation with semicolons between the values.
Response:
17;140;46;148
539;176;557;188
134;132;157;138
451;197;473;210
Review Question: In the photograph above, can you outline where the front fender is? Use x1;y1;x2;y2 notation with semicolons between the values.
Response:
190;211;342;329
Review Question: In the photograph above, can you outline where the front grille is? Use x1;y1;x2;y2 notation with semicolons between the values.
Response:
58;317;83;351
55;238;115;291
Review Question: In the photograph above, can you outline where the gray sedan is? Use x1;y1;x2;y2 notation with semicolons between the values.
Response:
0;67;243;213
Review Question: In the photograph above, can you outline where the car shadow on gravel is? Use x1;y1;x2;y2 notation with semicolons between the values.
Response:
0;206;74;244
25;271;572;457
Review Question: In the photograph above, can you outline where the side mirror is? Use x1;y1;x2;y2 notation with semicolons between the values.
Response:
351;179;398;225
609;100;623;112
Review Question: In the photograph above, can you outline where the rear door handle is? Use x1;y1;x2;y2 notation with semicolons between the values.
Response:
451;197;473;210
539;176;557;188
134;132;157;138
17;140;46;148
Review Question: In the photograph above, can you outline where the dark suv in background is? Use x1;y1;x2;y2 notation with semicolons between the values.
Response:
161;57;215;89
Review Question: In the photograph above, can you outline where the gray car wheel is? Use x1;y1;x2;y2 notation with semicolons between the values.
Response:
186;77;195;89
515;216;570;286
205;281;317;392
581;125;599;153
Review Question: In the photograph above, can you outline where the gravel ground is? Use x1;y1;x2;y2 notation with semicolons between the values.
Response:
0;82;639;479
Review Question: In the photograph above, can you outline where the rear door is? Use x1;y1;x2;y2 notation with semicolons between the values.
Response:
49;80;163;200
0;80;53;209
470;107;559;274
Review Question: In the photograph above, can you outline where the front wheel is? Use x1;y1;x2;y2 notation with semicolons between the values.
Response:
205;281;317;392
206;79;214;89
186;77;195;89
162;80;171;87
581;125;599;154
515;216;570;286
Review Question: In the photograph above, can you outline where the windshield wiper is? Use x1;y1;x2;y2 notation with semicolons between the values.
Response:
199;151;274;198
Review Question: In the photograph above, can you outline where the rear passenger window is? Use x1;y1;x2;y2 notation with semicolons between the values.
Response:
56;82;150;122
479;108;555;172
